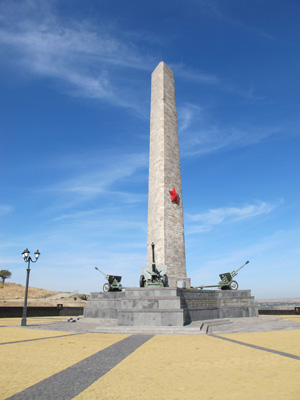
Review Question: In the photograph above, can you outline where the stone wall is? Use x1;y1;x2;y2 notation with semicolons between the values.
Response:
0;306;84;318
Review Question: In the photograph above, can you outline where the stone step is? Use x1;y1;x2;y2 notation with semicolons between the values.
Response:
90;291;125;299
84;307;118;319
199;319;233;334
91;325;205;335
87;299;122;308
117;309;185;326
80;318;118;326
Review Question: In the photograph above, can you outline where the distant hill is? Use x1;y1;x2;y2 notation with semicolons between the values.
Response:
256;298;300;310
0;282;88;307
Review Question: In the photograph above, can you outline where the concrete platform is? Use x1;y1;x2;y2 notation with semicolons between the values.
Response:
22;315;300;335
84;287;258;326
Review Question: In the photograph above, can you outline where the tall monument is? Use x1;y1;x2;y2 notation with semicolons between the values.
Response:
85;62;258;325
147;62;189;288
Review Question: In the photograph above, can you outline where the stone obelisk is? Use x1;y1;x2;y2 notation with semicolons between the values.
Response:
147;62;189;288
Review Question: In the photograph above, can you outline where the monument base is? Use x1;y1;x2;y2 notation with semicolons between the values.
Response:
167;276;191;289
84;288;258;326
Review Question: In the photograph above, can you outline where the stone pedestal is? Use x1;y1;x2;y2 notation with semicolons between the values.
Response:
84;288;258;326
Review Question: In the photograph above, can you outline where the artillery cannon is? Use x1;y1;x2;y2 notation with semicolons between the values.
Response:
196;261;249;291
140;242;168;288
94;267;123;292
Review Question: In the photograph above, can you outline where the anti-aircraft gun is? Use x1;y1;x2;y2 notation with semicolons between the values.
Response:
94;267;123;292
196;261;249;290
140;242;168;288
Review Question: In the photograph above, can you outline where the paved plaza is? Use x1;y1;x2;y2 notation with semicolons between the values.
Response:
1;315;300;399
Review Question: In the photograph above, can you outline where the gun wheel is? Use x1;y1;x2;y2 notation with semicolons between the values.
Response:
139;275;145;287
229;280;238;290
103;283;111;292
162;274;168;287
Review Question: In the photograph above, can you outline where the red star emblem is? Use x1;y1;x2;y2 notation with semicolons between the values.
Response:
169;187;179;204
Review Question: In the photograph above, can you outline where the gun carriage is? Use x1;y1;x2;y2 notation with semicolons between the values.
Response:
94;267;123;292
196;261;249;290
140;242;168;288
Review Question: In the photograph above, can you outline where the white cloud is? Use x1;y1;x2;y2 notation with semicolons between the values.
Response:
186;200;281;234
178;104;204;132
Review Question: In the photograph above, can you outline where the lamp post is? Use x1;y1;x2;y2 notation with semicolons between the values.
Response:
21;248;40;326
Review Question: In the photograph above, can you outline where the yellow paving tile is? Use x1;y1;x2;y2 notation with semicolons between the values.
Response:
220;329;300;357
0;327;75;343
0;318;25;327
75;335;300;400
0;330;128;398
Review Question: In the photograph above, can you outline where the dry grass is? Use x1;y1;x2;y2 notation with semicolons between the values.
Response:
0;282;60;300
0;282;87;307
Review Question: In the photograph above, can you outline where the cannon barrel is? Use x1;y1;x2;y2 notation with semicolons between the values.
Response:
230;261;249;278
94;267;109;280
151;242;156;272
151;242;155;264
234;260;249;274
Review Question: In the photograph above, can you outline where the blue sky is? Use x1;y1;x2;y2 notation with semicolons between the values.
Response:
0;0;299;299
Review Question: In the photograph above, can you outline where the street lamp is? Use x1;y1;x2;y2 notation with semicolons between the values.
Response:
21;248;40;326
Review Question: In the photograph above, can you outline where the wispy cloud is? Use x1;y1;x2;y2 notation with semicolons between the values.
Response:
0;0;155;113
0;204;13;216
40;151;148;215
178;103;205;133
173;63;263;101
183;126;282;157
52;153;147;196
188;226;300;297
0;0;260;116
51;211;147;234
178;103;283;156
171;63;219;85
186;200;281;233
195;0;273;41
